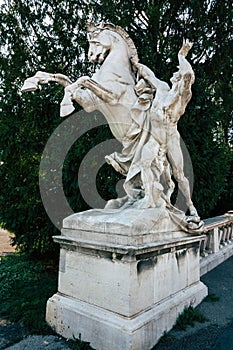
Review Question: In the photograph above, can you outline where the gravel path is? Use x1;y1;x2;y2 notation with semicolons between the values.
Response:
0;318;29;350
5;335;71;350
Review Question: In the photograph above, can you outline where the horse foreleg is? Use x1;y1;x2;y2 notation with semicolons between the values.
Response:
21;71;72;92
60;77;122;116
82;79;121;104
60;76;98;116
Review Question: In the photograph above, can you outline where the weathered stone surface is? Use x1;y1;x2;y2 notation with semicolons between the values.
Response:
21;21;208;350
62;207;203;246
21;23;202;229
47;223;207;350
47;282;207;350
55;237;203;317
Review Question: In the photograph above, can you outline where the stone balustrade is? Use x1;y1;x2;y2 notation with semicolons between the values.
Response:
200;211;233;275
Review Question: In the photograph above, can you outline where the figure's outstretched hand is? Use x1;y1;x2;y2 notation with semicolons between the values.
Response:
178;39;193;57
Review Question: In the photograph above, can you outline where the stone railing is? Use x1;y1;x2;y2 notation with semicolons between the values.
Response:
200;211;233;275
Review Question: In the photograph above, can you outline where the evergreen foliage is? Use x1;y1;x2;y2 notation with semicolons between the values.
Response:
0;254;57;333
0;0;232;257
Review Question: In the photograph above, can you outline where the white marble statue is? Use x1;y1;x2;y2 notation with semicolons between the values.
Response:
21;22;203;231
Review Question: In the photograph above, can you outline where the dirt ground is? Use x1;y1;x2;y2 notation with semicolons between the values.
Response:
0;228;15;256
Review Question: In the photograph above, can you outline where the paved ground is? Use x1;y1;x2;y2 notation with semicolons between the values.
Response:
3;335;71;350
153;254;233;350
1;227;233;349
0;319;29;350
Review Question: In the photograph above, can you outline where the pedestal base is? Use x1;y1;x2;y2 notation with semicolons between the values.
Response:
47;281;207;350
46;209;207;350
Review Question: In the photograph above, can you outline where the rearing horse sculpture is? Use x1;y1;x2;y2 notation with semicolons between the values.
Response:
21;22;199;221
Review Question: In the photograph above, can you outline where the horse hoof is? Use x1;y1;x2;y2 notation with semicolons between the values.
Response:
60;104;75;117
21;78;38;92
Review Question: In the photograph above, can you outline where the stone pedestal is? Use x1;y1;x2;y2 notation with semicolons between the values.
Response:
46;209;207;350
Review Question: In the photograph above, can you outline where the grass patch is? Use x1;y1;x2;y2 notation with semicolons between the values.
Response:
174;306;207;331
67;334;94;349
0;253;58;334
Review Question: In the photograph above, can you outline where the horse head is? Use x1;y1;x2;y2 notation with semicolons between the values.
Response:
88;29;112;64
87;22;139;65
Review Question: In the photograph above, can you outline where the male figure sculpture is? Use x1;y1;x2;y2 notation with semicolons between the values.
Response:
130;40;197;215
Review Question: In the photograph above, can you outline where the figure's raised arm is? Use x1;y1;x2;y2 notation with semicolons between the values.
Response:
178;38;193;57
177;39;194;79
